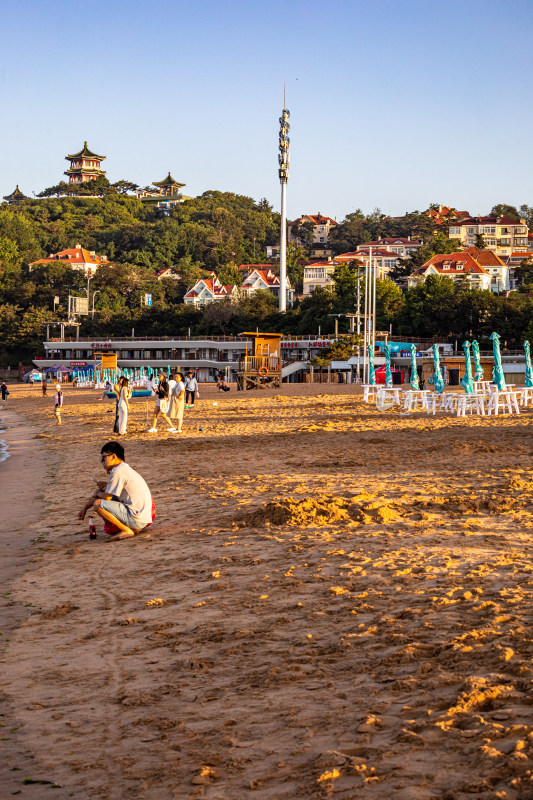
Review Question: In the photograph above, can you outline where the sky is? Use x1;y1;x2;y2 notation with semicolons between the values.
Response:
1;0;532;220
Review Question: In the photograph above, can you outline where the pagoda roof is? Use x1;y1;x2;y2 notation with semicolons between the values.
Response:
152;172;185;188
3;185;27;202
66;141;106;160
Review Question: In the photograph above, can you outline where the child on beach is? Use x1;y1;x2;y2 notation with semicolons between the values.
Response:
54;384;63;424
77;441;155;540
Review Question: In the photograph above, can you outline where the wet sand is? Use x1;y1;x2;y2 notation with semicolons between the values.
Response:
1;383;533;799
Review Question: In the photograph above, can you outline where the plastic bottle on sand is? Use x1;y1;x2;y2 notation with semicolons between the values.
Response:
89;516;97;539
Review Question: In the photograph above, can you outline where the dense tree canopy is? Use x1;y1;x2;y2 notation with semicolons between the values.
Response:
1;193;532;366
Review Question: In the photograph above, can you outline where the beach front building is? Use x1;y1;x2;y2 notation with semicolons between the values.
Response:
64;142;106;183
183;273;238;307
448;216;529;257
408;252;492;290
29;244;109;276
35;336;254;383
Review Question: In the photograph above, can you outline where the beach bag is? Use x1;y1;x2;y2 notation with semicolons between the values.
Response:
160;397;170;414
105;496;156;535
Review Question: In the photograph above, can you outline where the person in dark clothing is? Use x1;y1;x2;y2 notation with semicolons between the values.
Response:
1;383;9;401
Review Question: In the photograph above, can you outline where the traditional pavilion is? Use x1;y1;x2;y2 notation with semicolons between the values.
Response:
64;142;106;183
152;172;185;196
3;185;28;204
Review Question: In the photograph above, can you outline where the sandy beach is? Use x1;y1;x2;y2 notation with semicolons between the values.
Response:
1;382;533;799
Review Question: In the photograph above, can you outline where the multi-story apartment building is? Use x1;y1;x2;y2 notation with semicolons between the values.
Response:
356;237;422;258
302;260;338;295
448;216;529;257
289;213;337;245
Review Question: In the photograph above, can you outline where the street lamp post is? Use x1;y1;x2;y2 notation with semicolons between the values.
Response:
91;290;101;319
278;105;290;312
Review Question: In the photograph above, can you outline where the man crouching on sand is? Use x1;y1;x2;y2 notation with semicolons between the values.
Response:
78;441;155;540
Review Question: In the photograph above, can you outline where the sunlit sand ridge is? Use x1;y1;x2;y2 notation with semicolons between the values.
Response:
2;384;533;799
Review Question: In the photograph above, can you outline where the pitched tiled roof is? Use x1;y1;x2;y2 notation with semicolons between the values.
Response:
451;216;525;227
464;247;506;267
413;252;490;276
293;214;337;226
152;172;185;188
66;141;105;160
30;244;106;267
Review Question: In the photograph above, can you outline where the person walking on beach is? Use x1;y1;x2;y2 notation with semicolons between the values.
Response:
169;372;185;432
54;384;63;424
117;377;132;435
148;372;177;432
41;379;48;397
185;371;199;408
77;441;155;540
1;382;8;401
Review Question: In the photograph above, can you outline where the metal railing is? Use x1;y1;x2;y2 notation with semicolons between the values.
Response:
238;356;281;372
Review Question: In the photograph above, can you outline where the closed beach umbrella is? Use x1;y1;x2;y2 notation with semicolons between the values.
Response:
409;344;420;390
367;344;376;385
384;344;393;388
430;344;445;393
490;332;506;390
524;341;533;388
461;341;474;393
471;340;484;381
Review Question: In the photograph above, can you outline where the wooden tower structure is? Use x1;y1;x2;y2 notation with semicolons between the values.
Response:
237;332;283;390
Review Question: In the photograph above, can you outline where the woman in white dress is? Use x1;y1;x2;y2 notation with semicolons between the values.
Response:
169;372;185;433
117;377;131;435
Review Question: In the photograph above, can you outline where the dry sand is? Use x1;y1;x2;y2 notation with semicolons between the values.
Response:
1;382;533;799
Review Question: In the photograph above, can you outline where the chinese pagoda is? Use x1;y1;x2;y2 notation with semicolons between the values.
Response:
64;142;106;183
3;185;28;204
152;172;185;196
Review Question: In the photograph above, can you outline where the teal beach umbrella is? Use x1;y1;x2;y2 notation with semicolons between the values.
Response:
461;341;474;393
430;344;445;393
471;340;484;381
524;341;533;388
490;332;506;390
384;344;393;388
367;344;376;385
409;344;420;390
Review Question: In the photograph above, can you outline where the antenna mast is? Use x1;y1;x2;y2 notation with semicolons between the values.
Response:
278;96;290;312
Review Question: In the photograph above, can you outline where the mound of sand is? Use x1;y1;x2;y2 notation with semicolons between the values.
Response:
242;494;403;527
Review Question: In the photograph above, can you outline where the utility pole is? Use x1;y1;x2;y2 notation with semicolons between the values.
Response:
278;99;290;312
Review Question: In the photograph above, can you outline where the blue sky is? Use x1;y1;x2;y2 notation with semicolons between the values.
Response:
1;0;532;220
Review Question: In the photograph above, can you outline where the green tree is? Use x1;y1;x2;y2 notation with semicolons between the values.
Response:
489;204;520;221
474;233;486;249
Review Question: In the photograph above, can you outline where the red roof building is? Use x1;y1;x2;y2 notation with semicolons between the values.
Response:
183;273;238;306
408;251;493;291
448;216;529;256
29;244;108;275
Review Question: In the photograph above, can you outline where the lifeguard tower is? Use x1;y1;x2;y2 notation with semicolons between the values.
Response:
94;351;118;373
237;332;282;390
